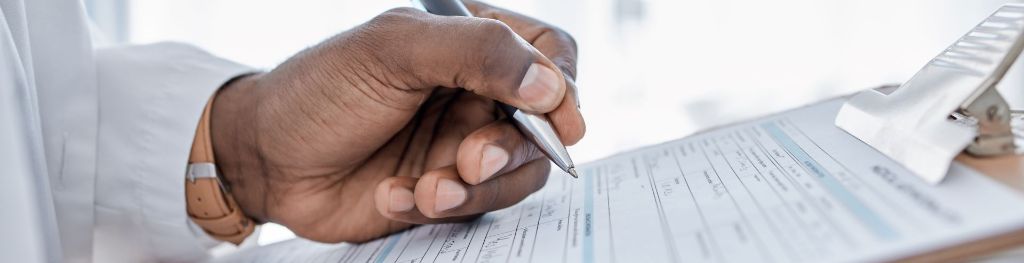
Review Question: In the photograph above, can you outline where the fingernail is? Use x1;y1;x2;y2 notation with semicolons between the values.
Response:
389;187;415;212
479;144;509;183
518;63;561;111
435;179;467;213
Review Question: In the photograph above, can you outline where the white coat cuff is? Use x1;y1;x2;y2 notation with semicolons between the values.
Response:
93;42;256;262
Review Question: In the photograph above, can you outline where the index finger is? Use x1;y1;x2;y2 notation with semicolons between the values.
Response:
463;0;585;145
462;0;578;80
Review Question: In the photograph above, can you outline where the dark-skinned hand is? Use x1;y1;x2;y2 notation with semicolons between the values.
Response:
210;0;583;243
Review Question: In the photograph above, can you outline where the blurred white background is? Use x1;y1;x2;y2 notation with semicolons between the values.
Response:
85;0;1024;246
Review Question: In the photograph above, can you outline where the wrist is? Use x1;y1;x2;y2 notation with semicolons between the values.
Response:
210;73;269;222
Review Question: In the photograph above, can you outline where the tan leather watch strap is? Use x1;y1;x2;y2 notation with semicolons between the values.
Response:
185;98;255;245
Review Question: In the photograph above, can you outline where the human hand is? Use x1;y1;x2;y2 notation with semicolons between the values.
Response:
209;0;583;243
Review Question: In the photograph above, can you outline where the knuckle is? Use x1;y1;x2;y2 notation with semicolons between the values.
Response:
364;8;426;35
543;27;579;77
554;27;577;49
477;18;515;37
386;6;420;14
376;7;422;22
471;19;518;52
462;19;524;95
357;8;420;47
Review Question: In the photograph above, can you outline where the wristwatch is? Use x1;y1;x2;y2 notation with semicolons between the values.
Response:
184;98;255;245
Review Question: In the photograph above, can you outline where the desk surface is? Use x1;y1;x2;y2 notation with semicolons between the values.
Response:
960;154;1024;192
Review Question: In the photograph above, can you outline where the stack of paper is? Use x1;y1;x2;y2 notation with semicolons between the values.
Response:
219;98;1024;263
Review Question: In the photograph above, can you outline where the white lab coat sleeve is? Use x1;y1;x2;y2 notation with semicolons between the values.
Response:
91;42;256;262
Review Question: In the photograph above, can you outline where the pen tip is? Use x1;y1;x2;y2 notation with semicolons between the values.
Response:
568;167;579;178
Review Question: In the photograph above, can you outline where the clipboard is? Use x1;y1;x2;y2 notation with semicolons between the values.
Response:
833;4;1024;262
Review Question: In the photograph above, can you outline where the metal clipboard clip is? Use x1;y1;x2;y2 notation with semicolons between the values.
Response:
835;4;1024;184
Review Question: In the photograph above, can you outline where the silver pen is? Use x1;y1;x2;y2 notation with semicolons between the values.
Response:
412;0;579;178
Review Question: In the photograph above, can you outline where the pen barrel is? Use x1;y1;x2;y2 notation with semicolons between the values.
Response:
415;0;473;17
498;104;576;172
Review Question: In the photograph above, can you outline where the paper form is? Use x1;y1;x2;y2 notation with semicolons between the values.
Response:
217;99;1024;263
